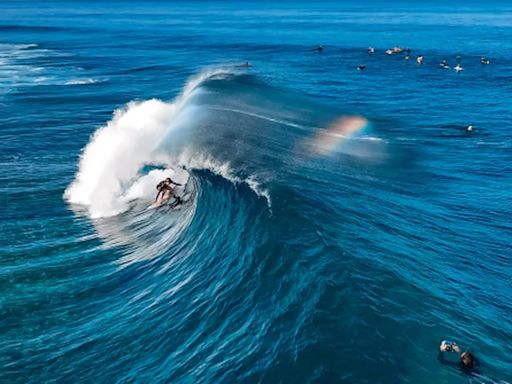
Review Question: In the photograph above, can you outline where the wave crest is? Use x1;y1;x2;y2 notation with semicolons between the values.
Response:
64;67;253;218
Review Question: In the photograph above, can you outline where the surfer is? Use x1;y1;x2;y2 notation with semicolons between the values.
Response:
417;55;424;65
481;57;490;65
438;340;479;374
367;46;375;54
155;177;182;207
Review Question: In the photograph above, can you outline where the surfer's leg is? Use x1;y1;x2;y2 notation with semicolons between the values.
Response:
160;190;170;203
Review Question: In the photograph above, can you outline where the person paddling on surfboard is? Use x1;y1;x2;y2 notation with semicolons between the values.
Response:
155;177;182;207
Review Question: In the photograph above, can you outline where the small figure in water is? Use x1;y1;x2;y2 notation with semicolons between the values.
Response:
239;61;251;68
417;55;424;65
155;177;182;207
454;63;464;72
312;45;323;52
439;340;479;375
481;57;490;65
358;64;366;71
439;59;449;69
368;46;375;54
405;48;411;60
466;124;473;133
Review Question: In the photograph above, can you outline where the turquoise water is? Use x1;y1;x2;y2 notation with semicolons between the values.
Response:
1;1;511;383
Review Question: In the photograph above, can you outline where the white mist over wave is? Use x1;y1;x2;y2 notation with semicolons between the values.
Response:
65;67;269;218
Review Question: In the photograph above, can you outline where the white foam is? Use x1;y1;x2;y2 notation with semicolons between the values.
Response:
0;43;38;50
65;78;105;85
209;106;306;130
0;43;51;92
65;99;177;217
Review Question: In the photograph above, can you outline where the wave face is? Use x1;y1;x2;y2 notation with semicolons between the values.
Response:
2;2;512;384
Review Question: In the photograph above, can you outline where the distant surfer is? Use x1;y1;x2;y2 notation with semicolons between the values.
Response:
481;57;490;65
417;55;424;65
312;45;324;52
358;64;366;71
386;46;402;55
466;124;473;133
367;46;375;54
239;61;251;68
154;178;182;207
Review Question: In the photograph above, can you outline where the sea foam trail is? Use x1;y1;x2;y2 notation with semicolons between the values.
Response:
64;68;232;218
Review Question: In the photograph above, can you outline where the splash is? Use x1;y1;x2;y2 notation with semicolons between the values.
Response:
65;78;106;85
65;68;233;218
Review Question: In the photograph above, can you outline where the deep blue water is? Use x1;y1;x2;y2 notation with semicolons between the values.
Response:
1;1;511;383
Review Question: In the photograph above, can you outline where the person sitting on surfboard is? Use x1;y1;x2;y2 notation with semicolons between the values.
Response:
155;178;182;206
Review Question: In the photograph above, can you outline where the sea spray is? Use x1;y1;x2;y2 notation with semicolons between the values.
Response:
64;99;177;218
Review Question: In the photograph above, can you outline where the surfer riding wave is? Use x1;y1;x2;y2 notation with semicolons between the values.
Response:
154;178;183;207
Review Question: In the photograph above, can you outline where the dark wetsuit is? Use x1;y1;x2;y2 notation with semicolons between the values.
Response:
438;352;480;376
155;179;182;205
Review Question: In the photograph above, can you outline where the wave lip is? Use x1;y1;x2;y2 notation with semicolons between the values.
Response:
176;151;272;209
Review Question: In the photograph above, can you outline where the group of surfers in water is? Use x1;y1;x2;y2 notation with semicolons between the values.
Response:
366;45;490;71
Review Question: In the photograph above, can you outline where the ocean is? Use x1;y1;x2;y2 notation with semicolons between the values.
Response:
1;1;511;383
